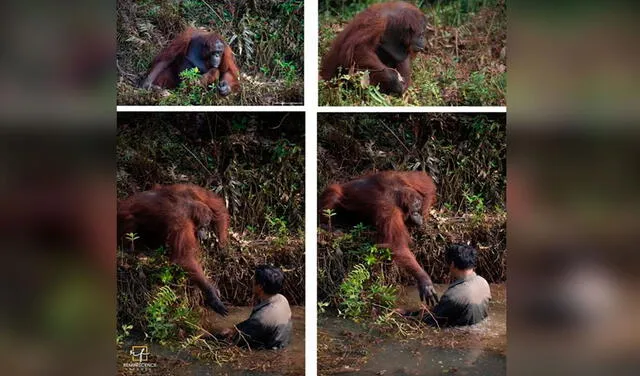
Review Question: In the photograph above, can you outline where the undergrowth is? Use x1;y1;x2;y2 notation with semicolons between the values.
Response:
145;285;199;344
318;0;506;106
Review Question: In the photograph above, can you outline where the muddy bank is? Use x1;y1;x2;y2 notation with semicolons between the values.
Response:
118;306;305;376
318;284;506;375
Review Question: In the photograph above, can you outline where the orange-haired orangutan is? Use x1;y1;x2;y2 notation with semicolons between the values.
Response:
118;184;230;315
319;171;439;305
141;28;240;96
320;1;428;95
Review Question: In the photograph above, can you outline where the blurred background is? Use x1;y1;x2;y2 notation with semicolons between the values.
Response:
508;1;640;375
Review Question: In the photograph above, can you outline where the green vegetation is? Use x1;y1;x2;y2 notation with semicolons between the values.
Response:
319;222;398;321
338;244;398;321
117;0;303;105
319;0;506;106
145;286;199;344
116;323;133;345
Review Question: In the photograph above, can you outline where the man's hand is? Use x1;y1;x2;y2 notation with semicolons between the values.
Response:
393;307;410;316
219;327;236;339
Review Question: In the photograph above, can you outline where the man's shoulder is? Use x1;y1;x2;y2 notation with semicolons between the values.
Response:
272;294;290;305
256;294;291;322
474;274;491;291
467;274;492;302
446;273;490;296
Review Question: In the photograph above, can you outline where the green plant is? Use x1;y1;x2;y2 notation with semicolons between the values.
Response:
232;116;249;131
463;191;486;214
460;70;505;106
322;208;336;231
116;323;134;345
337;253;397;322
266;212;289;247
338;264;370;320
273;139;301;162
363;245;392;267
369;280;397;309
318;301;329;314
156;67;224;106
159;267;173;284
156;264;186;285
319;72;395;106
281;0;303;15
274;57;298;87
330;231;353;251
124;232;139;251
178;67;208;105
145;286;197;344
350;222;368;236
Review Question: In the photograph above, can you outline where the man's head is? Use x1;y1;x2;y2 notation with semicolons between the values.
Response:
253;265;284;299
445;244;477;277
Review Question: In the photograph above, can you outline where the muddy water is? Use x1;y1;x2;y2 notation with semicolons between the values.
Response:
201;305;305;375
318;284;506;375
119;306;304;376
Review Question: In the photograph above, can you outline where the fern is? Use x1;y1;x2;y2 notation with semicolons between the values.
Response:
145;286;196;343
338;264;371;320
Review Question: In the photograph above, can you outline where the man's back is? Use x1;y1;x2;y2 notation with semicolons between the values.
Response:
425;272;491;327
236;294;292;349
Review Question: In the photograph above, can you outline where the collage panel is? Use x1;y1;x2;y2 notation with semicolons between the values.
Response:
318;1;506;106
317;113;507;375
116;112;305;375
117;1;304;106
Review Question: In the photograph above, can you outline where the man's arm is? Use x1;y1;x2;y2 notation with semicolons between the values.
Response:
423;295;461;327
232;317;267;348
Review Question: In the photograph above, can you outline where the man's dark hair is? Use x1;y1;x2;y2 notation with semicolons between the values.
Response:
254;265;284;294
445;244;477;270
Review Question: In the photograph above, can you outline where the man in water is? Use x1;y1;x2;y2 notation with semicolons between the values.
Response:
219;265;292;349
398;244;492;327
